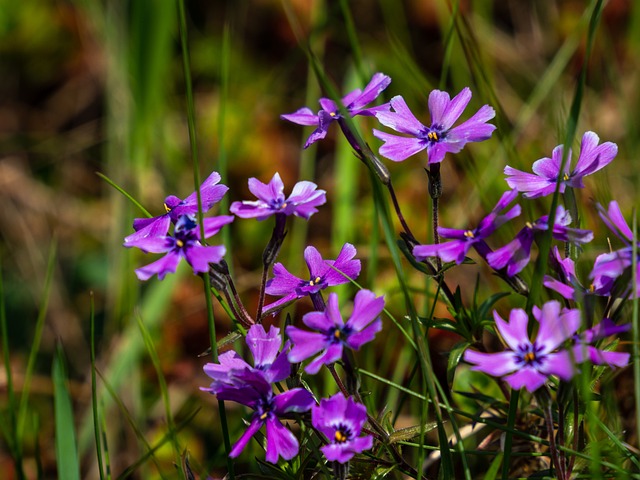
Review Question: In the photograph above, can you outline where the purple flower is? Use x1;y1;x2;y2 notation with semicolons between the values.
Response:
487;205;593;276
129;214;233;281
201;325;315;463
413;189;520;265
543;246;614;300
504;131;617;198
572;318;630;368
124;171;228;245
230;173;326;221
591;201;639;298
312;393;373;463
282;73;391;149
264;243;361;312
463;301;581;392
286;290;384;374
373;87;496;164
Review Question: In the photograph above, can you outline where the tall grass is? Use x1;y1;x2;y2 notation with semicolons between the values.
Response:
1;0;639;478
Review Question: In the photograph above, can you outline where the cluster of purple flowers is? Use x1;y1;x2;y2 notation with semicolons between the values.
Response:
201;321;377;464
122;71;634;473
463;301;629;392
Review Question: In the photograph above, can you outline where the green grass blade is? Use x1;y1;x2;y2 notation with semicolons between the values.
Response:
136;314;183;478
500;389;519;480
17;239;57;443
53;344;80;480
95;172;152;218
97;369;167;478
90;293;105;480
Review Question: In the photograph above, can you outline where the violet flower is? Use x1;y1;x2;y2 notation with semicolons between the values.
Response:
543;246;614;300
572;318;630;368
504;131;617;198
487;205;593;276
129;214;233;281
591;201;639;298
282;73;391;149
201;325;315;463
264;243;361;312
373;87;496;164
413;189;520;265
286;290;384;374
230;172;326;221
124;171;228;245
312;393;373;463
463;301;581;392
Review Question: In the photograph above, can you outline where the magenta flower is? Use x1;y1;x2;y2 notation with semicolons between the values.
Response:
286;290;384;374
230;173;326;221
543;246;614;300
282;73;391;149
373;87;496;164
201;325;315;463
124;171;228;245
463;301;581;392
312;393;373;463
504;131;617;198
129;214;233;281
413;189;520;265
264;243;361;312
487;205;593;276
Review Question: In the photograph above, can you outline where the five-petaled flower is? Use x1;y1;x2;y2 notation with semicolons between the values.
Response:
127;214;233;281
281;73;391;149
286;290;384;374
264;243;361;312
201;325;315;463
487;205;593;276
463;301;581;392
124;171;228;245
413;189;520;265
230;172;326;221
373;87;496;164
312;393;373;463
504;131;617;198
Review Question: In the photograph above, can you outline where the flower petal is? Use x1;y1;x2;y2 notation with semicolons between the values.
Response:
265;417;299;463
373;129;426;162
229;416;263;459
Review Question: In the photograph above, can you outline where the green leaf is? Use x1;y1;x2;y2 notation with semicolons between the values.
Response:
389;422;440;443
447;342;470;387
53;345;80;480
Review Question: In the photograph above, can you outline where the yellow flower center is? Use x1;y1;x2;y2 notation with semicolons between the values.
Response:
563;173;570;181
334;430;347;443
524;352;536;363
427;131;439;141
525;221;533;229
260;412;268;420
164;202;171;213
334;329;341;339
589;284;595;293
309;276;321;286
176;239;184;248
330;112;337;117
463;230;475;239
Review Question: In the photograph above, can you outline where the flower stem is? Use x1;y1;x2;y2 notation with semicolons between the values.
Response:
426;164;443;271
536;387;566;480
257;214;287;320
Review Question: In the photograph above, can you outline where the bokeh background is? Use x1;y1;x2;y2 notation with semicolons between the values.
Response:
1;0;639;478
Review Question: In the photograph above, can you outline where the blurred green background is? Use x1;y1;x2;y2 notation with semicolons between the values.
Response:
1;0;639;478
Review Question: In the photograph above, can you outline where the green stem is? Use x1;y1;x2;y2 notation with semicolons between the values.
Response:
176;1;234;477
